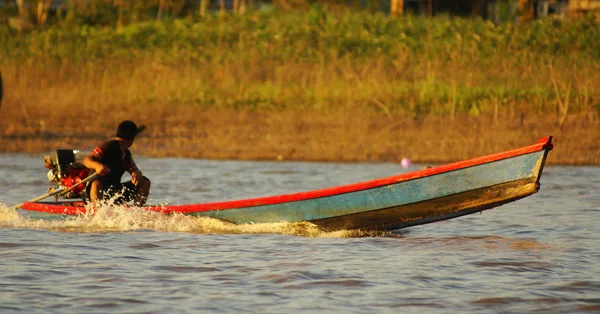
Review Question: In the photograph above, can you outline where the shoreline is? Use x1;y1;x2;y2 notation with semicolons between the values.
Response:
1;110;598;166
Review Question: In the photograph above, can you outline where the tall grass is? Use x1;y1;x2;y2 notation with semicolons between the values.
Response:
2;10;599;119
0;9;598;164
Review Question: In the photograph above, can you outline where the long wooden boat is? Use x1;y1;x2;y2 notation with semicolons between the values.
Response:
20;136;554;231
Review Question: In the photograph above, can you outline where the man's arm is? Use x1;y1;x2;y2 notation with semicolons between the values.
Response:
83;153;111;176
131;168;143;185
125;153;143;185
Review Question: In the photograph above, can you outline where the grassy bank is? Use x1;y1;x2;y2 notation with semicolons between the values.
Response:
0;10;598;165
1;107;598;165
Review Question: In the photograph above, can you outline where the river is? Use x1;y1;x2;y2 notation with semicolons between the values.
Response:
1;153;599;313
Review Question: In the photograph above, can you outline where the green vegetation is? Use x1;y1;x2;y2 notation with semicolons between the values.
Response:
1;7;599;121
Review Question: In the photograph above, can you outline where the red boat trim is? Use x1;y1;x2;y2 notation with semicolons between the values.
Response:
22;137;553;215
22;202;88;215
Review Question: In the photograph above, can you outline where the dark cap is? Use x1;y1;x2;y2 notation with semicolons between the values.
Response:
115;120;138;141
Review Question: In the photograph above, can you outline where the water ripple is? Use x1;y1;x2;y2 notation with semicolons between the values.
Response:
152;266;221;273
0;157;598;313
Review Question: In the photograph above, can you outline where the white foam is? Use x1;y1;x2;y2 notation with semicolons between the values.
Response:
0;203;370;237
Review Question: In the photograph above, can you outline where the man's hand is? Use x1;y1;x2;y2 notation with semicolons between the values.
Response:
131;169;143;186
84;155;110;177
95;164;111;176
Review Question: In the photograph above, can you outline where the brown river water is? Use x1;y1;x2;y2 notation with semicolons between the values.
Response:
1;154;599;313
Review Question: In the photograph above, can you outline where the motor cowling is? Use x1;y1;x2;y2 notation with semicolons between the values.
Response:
59;168;91;198
43;150;91;199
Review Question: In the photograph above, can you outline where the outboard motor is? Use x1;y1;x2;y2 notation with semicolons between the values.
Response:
44;149;92;200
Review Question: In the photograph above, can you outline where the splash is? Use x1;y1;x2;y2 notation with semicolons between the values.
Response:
0;204;20;222
0;203;379;238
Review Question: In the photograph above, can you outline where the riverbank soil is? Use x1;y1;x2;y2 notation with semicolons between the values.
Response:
1;104;597;165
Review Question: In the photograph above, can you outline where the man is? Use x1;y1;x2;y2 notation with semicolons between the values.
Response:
83;120;151;206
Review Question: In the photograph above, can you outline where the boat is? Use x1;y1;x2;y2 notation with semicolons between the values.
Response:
18;136;554;231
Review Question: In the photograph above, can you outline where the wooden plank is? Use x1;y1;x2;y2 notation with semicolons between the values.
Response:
312;178;539;231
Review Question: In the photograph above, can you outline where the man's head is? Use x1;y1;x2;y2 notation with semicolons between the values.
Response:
115;120;138;142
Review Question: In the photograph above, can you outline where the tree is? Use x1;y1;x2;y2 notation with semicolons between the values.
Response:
157;0;166;19
199;0;209;16
114;0;124;28
233;0;248;13
391;0;403;16
16;0;27;22
36;0;52;25
518;0;534;23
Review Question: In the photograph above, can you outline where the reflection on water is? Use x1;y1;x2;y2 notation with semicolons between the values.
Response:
0;154;599;313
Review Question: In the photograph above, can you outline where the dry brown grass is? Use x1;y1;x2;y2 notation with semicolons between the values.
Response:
1;102;598;165
0;56;598;166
